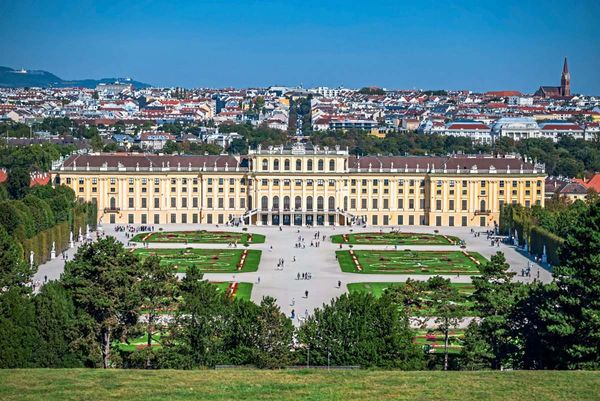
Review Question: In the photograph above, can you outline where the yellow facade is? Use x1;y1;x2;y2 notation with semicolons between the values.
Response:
53;146;545;227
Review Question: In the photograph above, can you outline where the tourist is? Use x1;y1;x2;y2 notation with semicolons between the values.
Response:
297;273;300;280
305;290;309;298
338;280;341;288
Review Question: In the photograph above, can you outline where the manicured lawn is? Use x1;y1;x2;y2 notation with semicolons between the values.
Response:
133;248;261;273
331;232;460;245
131;230;266;244
347;282;476;316
337;250;485;275
212;281;253;301
414;329;466;354
1;369;599;401
118;333;164;352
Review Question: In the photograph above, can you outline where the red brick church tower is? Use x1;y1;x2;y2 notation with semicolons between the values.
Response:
561;57;570;96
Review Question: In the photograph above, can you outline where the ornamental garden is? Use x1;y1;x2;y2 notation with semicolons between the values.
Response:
133;248;261;273
330;231;461;245
130;230;265;245
337;249;485;275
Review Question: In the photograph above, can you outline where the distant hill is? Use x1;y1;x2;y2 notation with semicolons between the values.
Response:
0;66;151;89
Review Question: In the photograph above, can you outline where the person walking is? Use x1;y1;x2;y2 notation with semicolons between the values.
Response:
305;290;309;298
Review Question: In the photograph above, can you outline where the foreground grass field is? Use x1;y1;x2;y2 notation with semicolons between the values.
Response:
1;369;598;401
133;248;261;273
337;250;485;275
331;232;460;245
131;230;265;244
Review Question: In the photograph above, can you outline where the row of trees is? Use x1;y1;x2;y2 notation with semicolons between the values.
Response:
1;200;598;370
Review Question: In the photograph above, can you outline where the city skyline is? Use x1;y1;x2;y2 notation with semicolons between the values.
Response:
1;0;599;94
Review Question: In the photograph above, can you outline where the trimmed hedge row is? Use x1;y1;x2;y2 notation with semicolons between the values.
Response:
500;204;564;266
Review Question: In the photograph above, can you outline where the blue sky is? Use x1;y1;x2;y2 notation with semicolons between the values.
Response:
1;0;599;93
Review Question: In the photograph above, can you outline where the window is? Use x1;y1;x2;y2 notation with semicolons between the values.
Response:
154;198;160;208
296;159;302;171
306;196;313;211
128;214;134;224
436;199;442;210
328;196;335;211
154;214;160;224
372;198;378;209
262;159;268;171
128;198;134;208
383;199;389;209
273;196;280;210
398;198;404;209
141;198;147;208
318;159;324;171
193;197;198;208
329;159;335;171
171;197;176;208
317;196;324;211
409;199;415;209
181;213;187;224
462;199;468;210
449;216;454;226
350;199;356;209
218;198;224;208
480;199;486;211
361;199;367;209
284;196;290;210
229;198;235;208
307;159;313;171
261;196;269;210
449;200;454;210
182;198;187;208
295;196;302;210
170;214;176;223
284;159;290;170
207;198;213;208
273;159;280;170
397;215;404;225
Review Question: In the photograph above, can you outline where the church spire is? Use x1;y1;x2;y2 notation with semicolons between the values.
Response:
561;57;570;97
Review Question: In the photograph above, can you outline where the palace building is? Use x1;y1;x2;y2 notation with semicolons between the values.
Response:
52;143;546;227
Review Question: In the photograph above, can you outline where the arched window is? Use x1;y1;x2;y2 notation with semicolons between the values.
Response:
329;159;335;171
480;199;486;212
328;196;335;211
284;196;290;210
273;159;280;171
284;159;290;170
248;196;253;209
273;196;280;210
295;196;302;210
261;196;268;210
307;159;313;171
317;196;324;211
306;196;313;211
318;159;324;171
262;159;268;171
295;159;302;171
343;196;348;210
110;197;116;209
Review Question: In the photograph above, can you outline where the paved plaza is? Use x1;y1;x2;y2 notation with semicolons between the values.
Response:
34;224;552;324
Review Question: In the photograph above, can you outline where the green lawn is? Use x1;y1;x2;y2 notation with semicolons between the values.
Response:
133;248;261;273
337;250;485;275
347;282;476;316
131;230;266;244
414;329;466;354
1;369;598;401
211;281;253;301
331;232;460;245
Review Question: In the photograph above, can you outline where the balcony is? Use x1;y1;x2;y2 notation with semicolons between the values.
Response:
474;210;492;215
104;207;121;213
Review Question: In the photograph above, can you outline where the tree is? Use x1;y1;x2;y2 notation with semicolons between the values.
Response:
464;252;527;369
34;282;86;367
6;166;30;199
537;201;600;369
135;255;178;368
0;288;39;368
163;140;179;155
62;237;142;368
251;296;294;368
298;292;423;369
427;276;467;370
0;225;34;292
168;265;226;368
